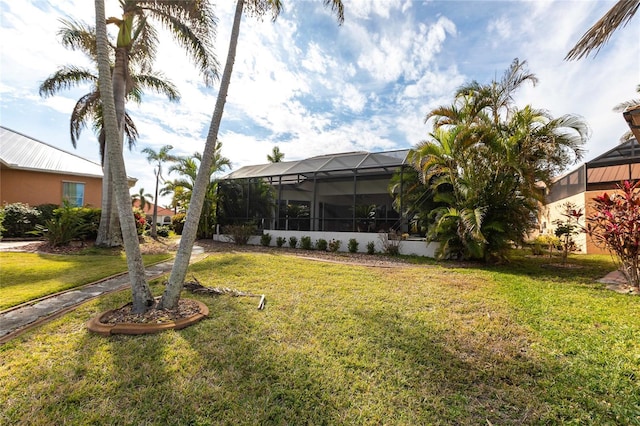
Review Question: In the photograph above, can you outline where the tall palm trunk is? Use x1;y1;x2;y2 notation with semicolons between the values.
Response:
95;0;154;313
151;169;160;238
96;155;123;247
159;0;245;309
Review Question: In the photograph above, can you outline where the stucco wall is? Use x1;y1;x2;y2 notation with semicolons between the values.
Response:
0;168;102;207
539;192;588;253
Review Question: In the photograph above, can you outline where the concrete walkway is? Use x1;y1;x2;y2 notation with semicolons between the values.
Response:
0;245;205;344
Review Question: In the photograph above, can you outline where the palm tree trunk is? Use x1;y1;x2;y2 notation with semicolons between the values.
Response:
159;0;245;309
96;155;123;247
151;170;159;238
95;0;154;313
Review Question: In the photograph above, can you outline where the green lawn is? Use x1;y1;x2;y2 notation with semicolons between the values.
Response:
0;251;638;425
0;251;171;310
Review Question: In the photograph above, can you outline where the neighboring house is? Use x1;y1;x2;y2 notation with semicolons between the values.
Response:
0;126;136;207
132;200;174;226
540;138;640;254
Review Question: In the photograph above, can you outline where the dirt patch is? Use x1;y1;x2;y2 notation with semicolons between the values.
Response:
100;298;201;325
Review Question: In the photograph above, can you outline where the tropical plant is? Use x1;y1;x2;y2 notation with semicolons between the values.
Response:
613;84;640;143
552;202;584;264
300;236;313;250
408;59;588;261
216;179;276;229
586;180;640;289
276;236;286;248
348;238;359;253
131;187;153;211
328;239;341;252
33;203;93;247
267;145;285;163
1;203;41;238
141;145;178;238
223;224;256;245
288;236;298;249
366;241;376;255
565;0;639;60
315;238;328;251
39;18;180;248
166;148;230;238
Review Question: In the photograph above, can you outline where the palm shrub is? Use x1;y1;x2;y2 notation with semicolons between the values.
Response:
288;236;298;249
348;238;359;253
587;180;640;289
34;203;92;247
276;236;286;248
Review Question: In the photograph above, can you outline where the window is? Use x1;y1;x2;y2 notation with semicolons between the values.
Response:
62;182;85;206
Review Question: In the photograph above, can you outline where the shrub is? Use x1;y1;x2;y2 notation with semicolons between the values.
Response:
33;203;92;247
0;208;5;240
1;202;41;238
587;180;640;289
366;241;376;255
76;207;101;240
328;239;341;252
316;238;328;251
35;203;60;225
223;224;256;245
172;213;186;235
156;225;171;238
260;233;272;247
288;236;298;249
553;202;583;264
348;238;359;253
276;236;286;248
300;236;313;250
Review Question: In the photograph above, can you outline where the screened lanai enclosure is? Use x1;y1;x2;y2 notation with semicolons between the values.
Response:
218;150;413;234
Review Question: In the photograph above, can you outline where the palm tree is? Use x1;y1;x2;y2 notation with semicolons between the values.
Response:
613;84;640;142
565;0;639;60
141;145;178;238
39;19;180;247
166;147;231;238
160;0;345;309
131;187;153;210
267;145;285;162
94;0;153;313
94;0;217;313
409;60;588;261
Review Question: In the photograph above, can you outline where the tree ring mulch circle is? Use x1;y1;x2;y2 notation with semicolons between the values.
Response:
87;299;209;336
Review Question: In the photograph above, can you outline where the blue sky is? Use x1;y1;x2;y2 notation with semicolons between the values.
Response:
1;1;638;207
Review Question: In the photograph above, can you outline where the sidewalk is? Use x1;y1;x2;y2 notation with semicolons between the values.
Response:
0;245;205;344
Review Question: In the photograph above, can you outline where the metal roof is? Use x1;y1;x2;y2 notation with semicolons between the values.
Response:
586;138;639;168
0;126;104;178
223;149;411;180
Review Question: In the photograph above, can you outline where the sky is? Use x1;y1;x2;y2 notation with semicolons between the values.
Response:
1;0;639;207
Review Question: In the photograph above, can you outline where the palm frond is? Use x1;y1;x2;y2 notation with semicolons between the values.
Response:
39;66;97;97
565;0;640;60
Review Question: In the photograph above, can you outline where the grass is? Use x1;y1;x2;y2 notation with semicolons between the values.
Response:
0;251;639;425
0;251;171;310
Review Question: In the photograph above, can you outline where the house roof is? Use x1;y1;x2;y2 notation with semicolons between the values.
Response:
0;126;104;178
223;149;411;181
132;200;174;216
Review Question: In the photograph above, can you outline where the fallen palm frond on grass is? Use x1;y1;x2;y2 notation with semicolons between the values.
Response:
0;251;638;425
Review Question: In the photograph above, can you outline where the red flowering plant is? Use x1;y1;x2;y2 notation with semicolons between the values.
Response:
132;207;147;236
587;180;640;290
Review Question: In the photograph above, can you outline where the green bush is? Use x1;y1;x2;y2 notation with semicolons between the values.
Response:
328;239;341;252
1;202;41;238
34;203;92;247
172;213;186;235
156;225;171;238
288;236;298;249
316;238;328;251
276;236;286;248
300;236;313;250
35;204;60;225
348;238;359;253
260;233;272;247
366;241;376;255
0;208;5;240
223;224;256;245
